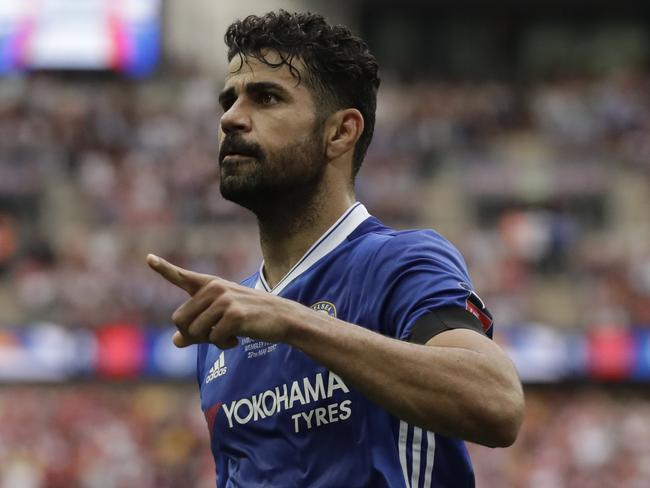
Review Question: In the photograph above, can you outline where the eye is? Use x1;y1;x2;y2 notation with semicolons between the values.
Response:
258;92;280;105
219;96;235;112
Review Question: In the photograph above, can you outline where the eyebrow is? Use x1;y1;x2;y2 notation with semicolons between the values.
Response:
218;81;291;107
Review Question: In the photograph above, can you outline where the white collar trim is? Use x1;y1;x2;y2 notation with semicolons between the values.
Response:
254;202;370;295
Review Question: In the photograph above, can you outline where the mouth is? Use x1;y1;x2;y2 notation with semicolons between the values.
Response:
221;153;257;164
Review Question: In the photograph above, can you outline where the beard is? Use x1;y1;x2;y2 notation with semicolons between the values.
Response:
218;127;327;216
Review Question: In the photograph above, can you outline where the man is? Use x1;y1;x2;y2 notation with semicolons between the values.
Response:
147;10;524;487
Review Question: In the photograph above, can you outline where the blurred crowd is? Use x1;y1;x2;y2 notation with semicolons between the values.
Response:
0;70;649;331
372;74;650;331
1;385;648;488
0;385;214;488
469;388;650;488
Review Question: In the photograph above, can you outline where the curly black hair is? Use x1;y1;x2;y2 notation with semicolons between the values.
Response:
224;10;380;178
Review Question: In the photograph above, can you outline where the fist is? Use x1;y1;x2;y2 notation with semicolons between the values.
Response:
147;254;296;348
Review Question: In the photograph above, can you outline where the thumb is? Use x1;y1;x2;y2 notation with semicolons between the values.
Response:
172;330;196;348
147;254;212;295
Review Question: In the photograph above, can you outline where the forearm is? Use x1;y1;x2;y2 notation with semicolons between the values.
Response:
284;304;523;447
146;253;523;446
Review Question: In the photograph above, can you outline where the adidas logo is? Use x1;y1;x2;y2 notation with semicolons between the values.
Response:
205;352;228;384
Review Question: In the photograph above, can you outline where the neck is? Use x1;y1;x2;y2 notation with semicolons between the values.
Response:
257;184;355;289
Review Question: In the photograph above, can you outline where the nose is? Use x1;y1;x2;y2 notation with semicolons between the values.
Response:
220;100;251;135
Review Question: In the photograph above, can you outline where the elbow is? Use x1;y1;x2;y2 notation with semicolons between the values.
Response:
480;385;525;448
488;409;523;448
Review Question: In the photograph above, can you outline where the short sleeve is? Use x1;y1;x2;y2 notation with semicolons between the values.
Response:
368;231;492;340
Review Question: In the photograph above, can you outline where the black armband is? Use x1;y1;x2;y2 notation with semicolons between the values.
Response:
407;307;487;345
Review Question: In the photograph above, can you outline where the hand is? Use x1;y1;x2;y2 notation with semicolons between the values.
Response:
146;254;297;349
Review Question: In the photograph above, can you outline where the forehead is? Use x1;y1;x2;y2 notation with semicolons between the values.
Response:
224;51;310;94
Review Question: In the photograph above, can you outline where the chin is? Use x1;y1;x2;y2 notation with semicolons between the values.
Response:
220;180;265;211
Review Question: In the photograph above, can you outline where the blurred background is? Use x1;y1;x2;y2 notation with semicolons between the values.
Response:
0;0;650;486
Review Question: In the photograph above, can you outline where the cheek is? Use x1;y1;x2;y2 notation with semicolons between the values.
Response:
265;108;313;133
253;110;319;152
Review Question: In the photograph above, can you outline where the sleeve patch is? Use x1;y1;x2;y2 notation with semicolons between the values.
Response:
465;291;493;334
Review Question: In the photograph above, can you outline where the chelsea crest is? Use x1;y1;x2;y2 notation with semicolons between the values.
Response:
310;301;337;318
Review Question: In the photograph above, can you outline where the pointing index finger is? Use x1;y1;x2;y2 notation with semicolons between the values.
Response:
147;254;212;295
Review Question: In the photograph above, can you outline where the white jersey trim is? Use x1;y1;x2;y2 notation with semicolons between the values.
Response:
411;427;423;487
398;422;436;488
399;420;410;487
423;431;436;487
255;202;371;295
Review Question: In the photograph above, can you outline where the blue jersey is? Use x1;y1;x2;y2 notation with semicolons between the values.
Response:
197;203;493;487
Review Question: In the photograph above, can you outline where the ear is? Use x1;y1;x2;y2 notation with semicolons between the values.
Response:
324;109;364;161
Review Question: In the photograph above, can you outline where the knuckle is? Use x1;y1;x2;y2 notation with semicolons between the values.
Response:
189;315;212;336
218;294;233;310
225;305;244;322
171;310;185;327
205;279;223;294
186;318;200;334
213;334;237;350
208;325;221;343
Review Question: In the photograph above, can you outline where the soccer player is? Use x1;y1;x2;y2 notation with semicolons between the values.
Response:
147;10;524;487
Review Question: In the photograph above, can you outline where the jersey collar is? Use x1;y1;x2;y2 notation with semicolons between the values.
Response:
255;202;370;295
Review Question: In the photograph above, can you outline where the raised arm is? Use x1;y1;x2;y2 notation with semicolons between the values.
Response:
147;254;524;447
